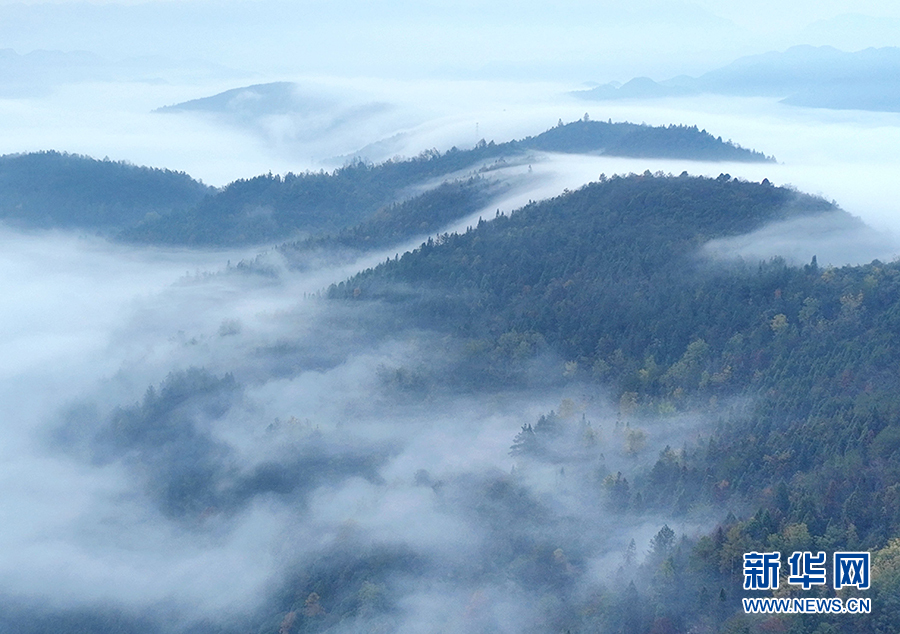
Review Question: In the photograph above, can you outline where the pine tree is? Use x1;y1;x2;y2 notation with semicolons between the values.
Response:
509;423;537;456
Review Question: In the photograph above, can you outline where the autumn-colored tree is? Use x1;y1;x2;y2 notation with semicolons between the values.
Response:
304;592;324;617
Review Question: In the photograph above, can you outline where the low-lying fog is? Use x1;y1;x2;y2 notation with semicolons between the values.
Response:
0;226;719;632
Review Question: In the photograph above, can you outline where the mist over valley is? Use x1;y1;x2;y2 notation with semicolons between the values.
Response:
3;2;900;632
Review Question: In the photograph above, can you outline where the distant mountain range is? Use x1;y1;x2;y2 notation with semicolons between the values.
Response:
576;46;900;112
156;81;394;124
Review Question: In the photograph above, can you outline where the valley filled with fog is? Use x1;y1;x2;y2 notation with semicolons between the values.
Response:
0;158;722;631
3;1;900;632
0;216;712;631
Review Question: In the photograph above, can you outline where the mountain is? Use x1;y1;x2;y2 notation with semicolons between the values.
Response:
518;118;771;161
0;118;771;243
123;119;771;247
577;45;900;112
0;151;212;231
17;164;900;633
156;82;340;120
273;177;499;269
119;147;505;246
154;81;400;157
329;173;900;631
333;173;835;382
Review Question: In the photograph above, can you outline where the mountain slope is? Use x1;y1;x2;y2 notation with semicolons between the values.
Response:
0;151;212;231
0;119;771;243
122;119;771;247
327;174;900;631
334;173;831;372
274;177;499;268
519;119;771;161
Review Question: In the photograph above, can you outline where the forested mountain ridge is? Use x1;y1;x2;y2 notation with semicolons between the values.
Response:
0;120;770;243
14;167;897;633
274;177;498;268
119;152;499;246
121;118;771;246
518;118;772;161
330;173;900;632
333;172;830;371
0;150;211;230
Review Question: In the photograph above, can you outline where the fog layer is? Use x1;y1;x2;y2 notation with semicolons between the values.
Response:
0;226;718;632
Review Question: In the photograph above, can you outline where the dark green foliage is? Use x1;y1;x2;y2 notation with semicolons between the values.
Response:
0;150;211;230
329;172;900;632
261;544;423;633
122;120;771;246
120;149;512;246
520;119;773;162
256;470;582;633
0;120;770;244
277;177;497;265
80;369;390;521
333;173;832;381
509;423;537;456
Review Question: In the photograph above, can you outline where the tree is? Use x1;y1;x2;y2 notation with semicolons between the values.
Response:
510;423;537;456
650;525;676;559
304;592;324;617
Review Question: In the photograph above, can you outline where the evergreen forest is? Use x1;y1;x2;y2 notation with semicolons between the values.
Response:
327;172;900;633
4;126;897;634
0;119;769;245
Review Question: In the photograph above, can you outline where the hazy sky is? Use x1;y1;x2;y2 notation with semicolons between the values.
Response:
0;0;899;80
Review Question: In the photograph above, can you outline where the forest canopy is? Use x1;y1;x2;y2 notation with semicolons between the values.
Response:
327;173;900;632
0;118;772;245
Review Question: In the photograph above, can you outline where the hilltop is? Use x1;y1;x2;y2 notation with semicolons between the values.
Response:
0;119;772;244
327;172;900;631
123;118;771;246
0;151;211;231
